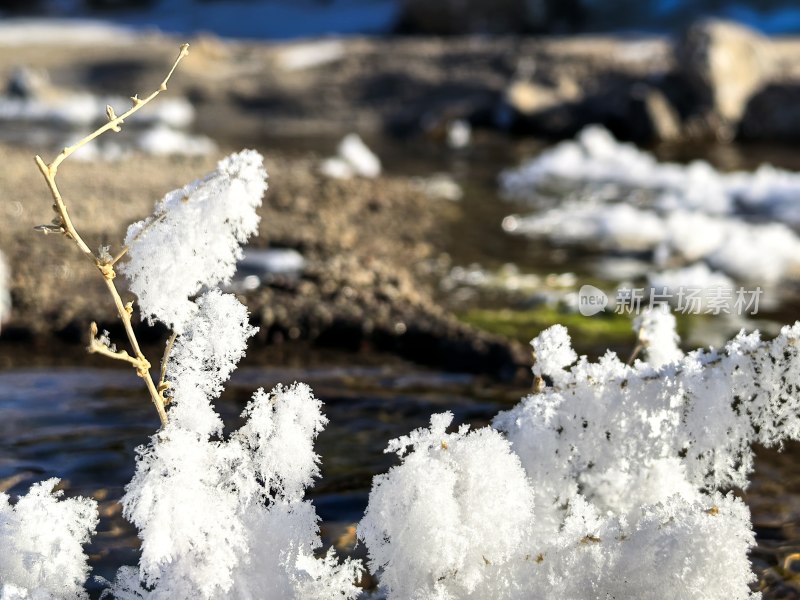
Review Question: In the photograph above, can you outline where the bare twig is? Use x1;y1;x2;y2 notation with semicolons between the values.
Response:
626;342;644;366
158;332;178;405
33;44;190;428
88;322;142;368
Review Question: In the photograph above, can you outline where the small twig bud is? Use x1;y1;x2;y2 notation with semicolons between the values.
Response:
106;105;122;132
33;224;63;235
97;263;116;280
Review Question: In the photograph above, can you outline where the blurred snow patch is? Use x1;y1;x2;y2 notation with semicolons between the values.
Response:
501;126;800;283
320;134;381;179
501;125;800;222
0;93;194;129
277;40;346;71
648;263;735;297
138;126;217;156
68;126;217;161
446;119;471;149
0;18;136;46
503;202;666;252
412;174;463;201
0;251;9;333
228;248;306;292
0;66;215;160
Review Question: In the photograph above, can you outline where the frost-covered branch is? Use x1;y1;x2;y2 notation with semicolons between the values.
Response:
33;45;189;427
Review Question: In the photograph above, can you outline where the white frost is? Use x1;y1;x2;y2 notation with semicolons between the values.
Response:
632;306;684;367
359;412;535;599
0;480;97;599
121;149;267;331
113;384;361;599
166;290;257;436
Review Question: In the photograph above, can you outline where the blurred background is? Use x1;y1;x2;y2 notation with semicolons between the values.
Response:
2;0;800;36
1;1;800;597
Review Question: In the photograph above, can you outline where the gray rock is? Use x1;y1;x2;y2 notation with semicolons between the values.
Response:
627;84;682;142
740;83;800;141
677;19;773;125
5;66;49;99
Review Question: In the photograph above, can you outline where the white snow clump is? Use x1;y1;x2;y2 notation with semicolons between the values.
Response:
164;289;257;436
361;314;800;599
632;305;684;367
111;384;361;599
320;133;381;179
121;149;267;331
500;126;800;282
359;412;536;599
0;479;97;599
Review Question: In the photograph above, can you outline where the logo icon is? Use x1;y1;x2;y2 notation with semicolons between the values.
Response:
578;285;608;316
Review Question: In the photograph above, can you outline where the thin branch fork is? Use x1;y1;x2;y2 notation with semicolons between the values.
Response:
33;44;190;428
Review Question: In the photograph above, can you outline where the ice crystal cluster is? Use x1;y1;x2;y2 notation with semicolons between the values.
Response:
110;383;361;599
120;150;267;331
359;412;536;599
500;126;800;283
359;314;800;599
0;480;97;600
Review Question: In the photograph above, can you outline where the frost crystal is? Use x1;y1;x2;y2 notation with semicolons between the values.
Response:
531;323;576;385
632;306;683;367
361;317;800;598
0;479;97;599
113;384;360;599
120;150;267;331
493;322;800;597
166;290;257;436
359;412;536;599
